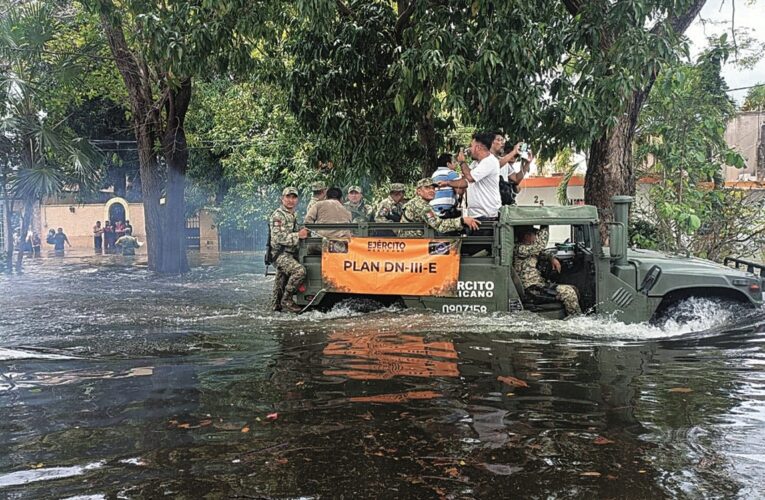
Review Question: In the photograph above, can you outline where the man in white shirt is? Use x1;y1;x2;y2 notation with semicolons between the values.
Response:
495;136;535;181
437;131;501;221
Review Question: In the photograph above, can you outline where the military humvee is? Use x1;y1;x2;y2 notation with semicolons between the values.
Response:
294;196;764;323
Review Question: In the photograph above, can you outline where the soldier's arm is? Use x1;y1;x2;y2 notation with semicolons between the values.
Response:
514;241;536;258
304;204;318;224
526;226;550;260
537;226;549;248
426;210;463;234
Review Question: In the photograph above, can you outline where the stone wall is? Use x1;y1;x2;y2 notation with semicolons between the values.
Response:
40;199;146;252
724;111;764;181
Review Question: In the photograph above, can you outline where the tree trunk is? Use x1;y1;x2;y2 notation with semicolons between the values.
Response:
1;180;13;273
14;198;33;272
135;122;164;272
585;89;647;230
417;107;437;178
98;2;189;273
160;79;192;274
571;0;706;239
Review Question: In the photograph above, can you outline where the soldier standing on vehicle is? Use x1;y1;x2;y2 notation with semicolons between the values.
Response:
306;181;327;214
304;187;352;239
514;225;581;316
345;185;371;222
270;187;309;313
400;178;480;237
373;183;406;223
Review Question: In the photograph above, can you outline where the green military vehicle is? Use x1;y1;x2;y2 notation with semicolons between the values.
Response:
294;196;764;323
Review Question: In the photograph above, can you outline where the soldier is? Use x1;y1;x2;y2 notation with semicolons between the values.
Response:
306;181;327;214
514;226;581;316
344;185;371;223
269;187;309;313
115;228;142;256
373;183;406;223
400;178;480;237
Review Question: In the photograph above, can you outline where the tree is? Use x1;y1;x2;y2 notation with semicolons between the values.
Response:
83;0;269;273
0;1;99;272
632;42;760;259
551;0;706;231
280;0;709;210
742;85;765;112
282;1;568;181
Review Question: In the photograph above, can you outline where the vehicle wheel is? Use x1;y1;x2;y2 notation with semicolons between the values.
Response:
650;296;747;327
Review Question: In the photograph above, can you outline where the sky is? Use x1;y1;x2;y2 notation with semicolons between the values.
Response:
686;0;765;103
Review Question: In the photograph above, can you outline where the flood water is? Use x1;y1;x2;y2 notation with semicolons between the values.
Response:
2;252;765;499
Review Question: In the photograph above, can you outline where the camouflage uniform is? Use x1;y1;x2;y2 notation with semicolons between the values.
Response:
306;181;327;214
345;201;371;223
373;184;406;223
269;202;307;312
513;226;581;315
400;194;464;237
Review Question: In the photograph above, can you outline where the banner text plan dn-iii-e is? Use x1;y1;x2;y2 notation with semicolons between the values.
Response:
294;197;765;324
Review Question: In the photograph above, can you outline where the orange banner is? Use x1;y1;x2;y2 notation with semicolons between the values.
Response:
321;237;461;296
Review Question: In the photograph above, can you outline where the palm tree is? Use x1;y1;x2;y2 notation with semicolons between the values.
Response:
0;1;100;271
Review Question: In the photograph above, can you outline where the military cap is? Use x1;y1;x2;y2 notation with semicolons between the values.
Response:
348;185;363;193
282;186;299;196
311;181;327;191
416;178;438;189
390;183;406;192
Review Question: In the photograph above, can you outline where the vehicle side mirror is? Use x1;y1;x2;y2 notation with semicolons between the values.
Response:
609;223;625;261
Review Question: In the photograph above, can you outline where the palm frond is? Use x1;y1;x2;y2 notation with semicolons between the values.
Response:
10;164;64;200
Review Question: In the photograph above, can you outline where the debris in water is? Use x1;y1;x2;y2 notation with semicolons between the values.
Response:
497;376;529;388
580;471;601;477
668;387;693;393
593;436;615;445
266;412;278;421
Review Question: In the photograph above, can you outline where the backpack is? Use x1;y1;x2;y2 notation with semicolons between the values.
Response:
499;177;519;205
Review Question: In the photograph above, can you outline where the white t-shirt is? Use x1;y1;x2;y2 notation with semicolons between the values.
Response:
499;162;518;182
466;155;501;218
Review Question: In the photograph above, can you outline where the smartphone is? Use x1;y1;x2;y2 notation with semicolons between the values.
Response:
519;142;530;161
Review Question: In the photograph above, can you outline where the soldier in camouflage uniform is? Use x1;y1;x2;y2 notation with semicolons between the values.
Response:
514;226;581;316
373;183;406;223
270;187;309;313
400;178;480;237
305;181;327;214
344;185;372;223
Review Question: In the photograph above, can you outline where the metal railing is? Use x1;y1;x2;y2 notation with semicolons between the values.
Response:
724;257;765;277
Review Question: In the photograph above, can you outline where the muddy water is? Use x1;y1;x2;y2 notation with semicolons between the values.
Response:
1;252;765;498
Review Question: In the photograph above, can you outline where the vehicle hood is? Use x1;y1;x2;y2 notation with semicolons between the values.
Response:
627;249;753;277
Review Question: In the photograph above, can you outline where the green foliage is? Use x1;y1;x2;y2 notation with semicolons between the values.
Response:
0;1;101;202
633;41;756;257
742;84;765;112
184;79;316;225
278;0;702;184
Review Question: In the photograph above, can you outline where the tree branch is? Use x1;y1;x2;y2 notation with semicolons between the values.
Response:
395;1;417;41
335;0;352;17
561;0;582;16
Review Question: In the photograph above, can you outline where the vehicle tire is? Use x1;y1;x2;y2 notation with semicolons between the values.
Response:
650;296;748;327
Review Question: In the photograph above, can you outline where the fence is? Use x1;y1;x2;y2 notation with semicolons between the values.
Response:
219;222;267;252
185;215;200;250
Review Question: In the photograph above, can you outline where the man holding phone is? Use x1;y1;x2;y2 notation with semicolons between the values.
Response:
437;131;501;221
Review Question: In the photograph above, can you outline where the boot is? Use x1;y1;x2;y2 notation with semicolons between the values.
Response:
280;294;302;313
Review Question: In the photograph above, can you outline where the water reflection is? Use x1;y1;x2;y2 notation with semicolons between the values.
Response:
0;253;764;497
323;331;459;380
